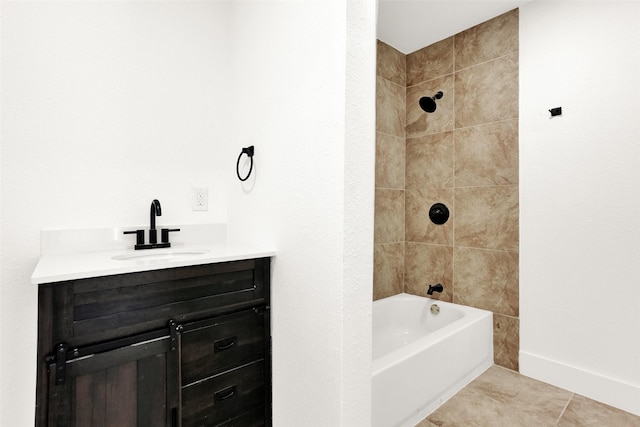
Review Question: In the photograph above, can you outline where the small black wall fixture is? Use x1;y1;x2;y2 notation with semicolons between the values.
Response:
419;91;444;113
549;107;562;117
429;203;450;225
236;146;254;182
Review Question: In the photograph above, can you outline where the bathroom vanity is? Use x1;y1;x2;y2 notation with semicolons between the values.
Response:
31;225;274;427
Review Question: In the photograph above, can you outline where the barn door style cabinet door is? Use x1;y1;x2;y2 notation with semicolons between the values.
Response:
35;257;271;427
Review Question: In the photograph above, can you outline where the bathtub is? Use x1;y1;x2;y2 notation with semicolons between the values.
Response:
372;293;493;427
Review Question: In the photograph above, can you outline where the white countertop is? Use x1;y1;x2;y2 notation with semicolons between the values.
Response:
31;224;276;284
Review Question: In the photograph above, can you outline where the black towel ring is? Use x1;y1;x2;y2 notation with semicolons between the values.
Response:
236;146;255;181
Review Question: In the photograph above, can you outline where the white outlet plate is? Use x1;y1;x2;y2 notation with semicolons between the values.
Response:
192;187;208;211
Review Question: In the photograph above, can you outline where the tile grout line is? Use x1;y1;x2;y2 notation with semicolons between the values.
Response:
555;393;574;425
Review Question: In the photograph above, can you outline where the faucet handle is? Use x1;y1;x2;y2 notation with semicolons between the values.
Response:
123;230;145;246
161;228;181;244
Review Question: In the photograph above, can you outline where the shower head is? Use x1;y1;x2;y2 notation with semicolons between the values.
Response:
419;91;443;113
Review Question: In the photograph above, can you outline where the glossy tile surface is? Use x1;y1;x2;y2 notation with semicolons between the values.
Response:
373;243;404;301
493;314;519;371
375;8;520;370
454;185;519;251
404;243;453;302
453;247;519;316
417;366;640;426
558;394;640;426
454;119;519;187
376;131;405;189
374;189;404;244
454;53;519;129
406;132;453;189
377;40;405;86
376;76;405;137
454;9;519;71
407;36;453;86
405;188;453;245
406;74;454;138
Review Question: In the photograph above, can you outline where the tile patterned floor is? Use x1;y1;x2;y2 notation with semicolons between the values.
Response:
415;366;640;426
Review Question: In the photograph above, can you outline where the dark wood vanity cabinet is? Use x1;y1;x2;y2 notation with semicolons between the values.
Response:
35;257;271;427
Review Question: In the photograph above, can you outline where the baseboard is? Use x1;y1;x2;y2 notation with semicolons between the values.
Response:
519;351;640;416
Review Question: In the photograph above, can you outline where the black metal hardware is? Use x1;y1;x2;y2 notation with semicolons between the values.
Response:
53;343;67;385
123;229;145;246
169;319;178;352
549;107;562;117
427;283;444;295
123;200;181;250
161;228;181;244
214;336;237;352
237;146;255;181
429;203;450;225
214;385;237;401
149;199;162;244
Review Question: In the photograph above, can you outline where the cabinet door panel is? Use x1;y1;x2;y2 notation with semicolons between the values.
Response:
47;337;178;427
181;359;265;427
181;309;266;386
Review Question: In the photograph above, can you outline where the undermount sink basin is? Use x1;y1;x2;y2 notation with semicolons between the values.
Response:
111;249;209;261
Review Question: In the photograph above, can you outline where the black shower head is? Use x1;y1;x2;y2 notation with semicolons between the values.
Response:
419;91;443;113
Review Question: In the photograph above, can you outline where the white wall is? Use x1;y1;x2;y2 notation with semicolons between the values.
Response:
1;2;230;424
1;1;375;425
226;2;374;425
520;1;640;415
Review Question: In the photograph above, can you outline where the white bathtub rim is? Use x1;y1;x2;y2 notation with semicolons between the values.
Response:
372;294;493;376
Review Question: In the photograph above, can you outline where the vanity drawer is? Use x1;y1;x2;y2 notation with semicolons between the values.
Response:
215;405;265;427
47;258;270;346
181;359;266;427
180;308;267;386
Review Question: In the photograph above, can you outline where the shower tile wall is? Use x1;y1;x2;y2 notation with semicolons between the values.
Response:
374;40;406;300
374;9;520;371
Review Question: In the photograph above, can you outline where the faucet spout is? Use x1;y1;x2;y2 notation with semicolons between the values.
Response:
149;199;162;244
427;283;443;295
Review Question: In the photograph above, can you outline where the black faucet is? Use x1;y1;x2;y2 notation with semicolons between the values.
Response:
427;283;444;295
123;199;180;250
149;199;161;244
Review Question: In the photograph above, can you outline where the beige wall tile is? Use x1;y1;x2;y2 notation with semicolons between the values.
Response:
455;185;519;251
406;189;453;245
377;40;406;86
374;188;404;244
373;243;404;300
454;119;519;187
406;131;453;189
376;132;405;189
404;243;453;302
454;53;518;128
454;247;519;316
376;76;405;137
494;314;519;370
406;74;454;138
376;11;520;375
455;9;519;71
407;36;453;86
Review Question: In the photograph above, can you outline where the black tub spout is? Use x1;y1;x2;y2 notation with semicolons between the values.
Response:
427;283;443;295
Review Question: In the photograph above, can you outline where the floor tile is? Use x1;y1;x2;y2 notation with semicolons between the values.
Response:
423;366;571;426
558;394;640;426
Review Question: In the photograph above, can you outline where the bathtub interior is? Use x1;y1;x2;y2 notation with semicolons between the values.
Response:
372;294;465;360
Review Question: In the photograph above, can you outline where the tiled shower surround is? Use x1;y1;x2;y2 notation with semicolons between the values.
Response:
374;9;519;370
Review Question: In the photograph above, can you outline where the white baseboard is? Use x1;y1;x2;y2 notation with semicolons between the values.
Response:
519;351;640;416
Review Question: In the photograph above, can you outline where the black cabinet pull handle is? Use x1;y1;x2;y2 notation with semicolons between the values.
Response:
214;385;237;401
214;336;236;351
